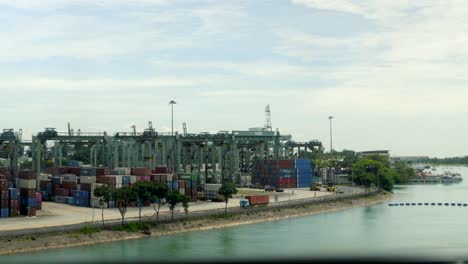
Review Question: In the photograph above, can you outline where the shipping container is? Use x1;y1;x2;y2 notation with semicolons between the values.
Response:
19;179;36;189
131;168;151;176
245;195;270;205
18;170;36;180
80;168;96;176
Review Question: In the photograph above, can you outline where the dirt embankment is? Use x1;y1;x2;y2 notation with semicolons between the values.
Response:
0;191;393;256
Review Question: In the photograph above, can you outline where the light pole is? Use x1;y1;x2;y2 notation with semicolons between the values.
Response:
328;116;333;184
328;116;333;154
169;100;177;136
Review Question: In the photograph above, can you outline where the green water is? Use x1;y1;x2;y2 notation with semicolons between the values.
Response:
3;166;468;262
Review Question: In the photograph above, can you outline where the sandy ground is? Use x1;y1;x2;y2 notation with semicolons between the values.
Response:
0;188;337;231
0;190;392;256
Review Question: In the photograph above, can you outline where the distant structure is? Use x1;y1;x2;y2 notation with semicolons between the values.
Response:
356;150;390;159
264;104;272;132
393;156;430;162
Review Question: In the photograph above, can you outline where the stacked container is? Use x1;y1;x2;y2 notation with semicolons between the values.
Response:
8;188;19;217
0;168;11;181
295;159;313;188
0;175;9;217
131;167;151;176
96;175;122;189
277;168;297;188
36;192;42;210
50;176;62;196
204;184;221;200
153;166;171;174
72;190;90;207
179;173;198;201
19;170;37;217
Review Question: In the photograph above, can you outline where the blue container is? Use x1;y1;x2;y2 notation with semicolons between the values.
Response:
0;208;9;217
74;199;90;207
122;176;131;184
67;160;80;167
172;181;179;191
72;190;90;200
40;191;49;200
8;188;18;200
28;198;37;207
65;197;74;205
108;200;115;208
80;168;96;176
51;177;62;185
47;183;52;193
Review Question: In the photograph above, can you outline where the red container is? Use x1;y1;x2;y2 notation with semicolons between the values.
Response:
55;188;69;197
28;207;36;217
9;199;19;210
61;182;77;190
278;160;294;169
19;170;36;180
80;183;92;192
153;166;171;174
245;195;270;205
45;167;59;174
143;200;151;206
20;188;36;197
36;192;42;202
40;180;50;189
137;176;150;182
96;168;110;176
67;167;81;175
179;180;185;189
131;168;151;176
57;167;69;174
1;199;8;208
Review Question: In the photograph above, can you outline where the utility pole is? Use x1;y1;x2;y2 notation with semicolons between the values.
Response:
169;100;177;136
328;116;334;184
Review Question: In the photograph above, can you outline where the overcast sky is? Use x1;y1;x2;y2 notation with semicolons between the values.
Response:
0;0;467;158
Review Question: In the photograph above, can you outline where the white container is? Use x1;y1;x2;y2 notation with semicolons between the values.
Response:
80;176;96;184
62;174;77;182
115;167;131;175
39;173;51;181
19;179;36;189
90;198;107;208
179;188;185;195
204;184;221;191
130;176;138;184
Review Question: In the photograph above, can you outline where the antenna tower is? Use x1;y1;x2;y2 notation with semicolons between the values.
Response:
265;105;272;131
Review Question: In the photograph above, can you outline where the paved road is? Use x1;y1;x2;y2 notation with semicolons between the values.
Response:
0;187;364;231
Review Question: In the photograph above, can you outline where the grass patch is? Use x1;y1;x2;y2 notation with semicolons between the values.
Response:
113;222;151;232
77;226;101;235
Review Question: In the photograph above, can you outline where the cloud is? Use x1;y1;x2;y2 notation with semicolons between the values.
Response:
0;76;219;92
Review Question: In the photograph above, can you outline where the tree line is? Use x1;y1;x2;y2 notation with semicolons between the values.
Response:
350;155;416;192
93;181;238;227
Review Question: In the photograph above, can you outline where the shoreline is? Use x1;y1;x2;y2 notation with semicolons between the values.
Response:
0;191;393;256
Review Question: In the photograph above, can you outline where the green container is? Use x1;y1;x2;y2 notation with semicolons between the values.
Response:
178;173;198;182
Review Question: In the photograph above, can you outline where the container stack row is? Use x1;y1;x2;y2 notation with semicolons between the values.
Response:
252;159;313;188
19;170;37;217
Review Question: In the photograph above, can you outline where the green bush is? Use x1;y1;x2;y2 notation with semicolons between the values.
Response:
113;222;150;232
78;226;101;235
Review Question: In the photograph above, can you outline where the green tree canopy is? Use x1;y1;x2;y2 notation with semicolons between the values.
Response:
218;181;238;216
351;159;394;192
113;186;137;225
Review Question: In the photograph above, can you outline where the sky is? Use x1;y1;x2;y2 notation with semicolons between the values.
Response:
0;0;467;158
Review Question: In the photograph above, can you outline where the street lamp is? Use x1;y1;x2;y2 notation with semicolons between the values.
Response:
169;100;177;136
328;116;333;154
328;116;333;183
